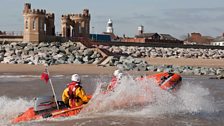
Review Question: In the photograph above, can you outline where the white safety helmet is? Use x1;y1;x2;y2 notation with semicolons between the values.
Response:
71;74;81;82
117;73;123;80
113;69;121;77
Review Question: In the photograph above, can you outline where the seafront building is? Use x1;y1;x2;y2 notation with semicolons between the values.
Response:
23;3;55;42
186;32;214;45
1;3;224;47
0;3;182;44
121;25;183;44
22;3;90;43
211;33;224;46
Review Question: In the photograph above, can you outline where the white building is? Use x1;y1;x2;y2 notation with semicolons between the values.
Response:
106;19;113;33
212;41;224;46
138;25;144;35
211;35;224;46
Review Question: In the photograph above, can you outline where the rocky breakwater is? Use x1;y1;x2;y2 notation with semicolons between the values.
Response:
104;46;224;59
95;45;224;76
0;42;224;76
0;42;102;65
106;56;224;76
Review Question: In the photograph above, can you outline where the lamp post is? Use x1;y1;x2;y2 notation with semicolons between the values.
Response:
96;30;97;41
92;26;94;41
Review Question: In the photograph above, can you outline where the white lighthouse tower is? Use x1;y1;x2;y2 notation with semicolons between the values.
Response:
138;25;144;35
106;19;113;33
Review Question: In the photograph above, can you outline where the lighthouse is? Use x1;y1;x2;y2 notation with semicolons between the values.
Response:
138;25;144;35
106;19;113;33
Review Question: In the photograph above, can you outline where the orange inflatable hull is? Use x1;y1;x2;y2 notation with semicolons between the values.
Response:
146;72;182;91
12;104;84;124
11;95;93;124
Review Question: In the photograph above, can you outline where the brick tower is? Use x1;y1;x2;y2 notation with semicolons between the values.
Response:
61;9;90;38
23;3;55;43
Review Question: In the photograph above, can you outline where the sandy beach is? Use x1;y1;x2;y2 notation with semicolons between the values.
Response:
0;58;223;75
146;58;224;68
0;64;117;75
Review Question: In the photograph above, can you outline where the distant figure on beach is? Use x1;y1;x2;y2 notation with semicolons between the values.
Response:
62;74;90;107
107;69;124;91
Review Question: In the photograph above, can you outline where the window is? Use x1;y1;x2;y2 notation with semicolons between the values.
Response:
40;19;43;30
79;25;82;33
33;18;36;30
25;19;28;29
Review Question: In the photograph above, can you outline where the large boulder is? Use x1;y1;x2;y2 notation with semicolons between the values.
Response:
135;63;147;71
38;42;49;47
193;68;202;75
73;58;83;64
92;58;100;64
17;42;28;48
3;56;14;64
83;49;94;56
68;45;79;52
83;56;90;63
216;69;224;75
0;54;3;62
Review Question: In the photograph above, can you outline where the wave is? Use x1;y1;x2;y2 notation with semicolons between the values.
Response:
0;75;218;124
0;96;32;125
80;75;217;118
0;75;65;78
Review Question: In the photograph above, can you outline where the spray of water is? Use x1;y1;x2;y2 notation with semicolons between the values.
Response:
80;75;216;118
0;96;32;125
0;75;217;124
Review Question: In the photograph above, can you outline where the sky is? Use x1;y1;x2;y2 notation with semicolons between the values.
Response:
0;0;224;39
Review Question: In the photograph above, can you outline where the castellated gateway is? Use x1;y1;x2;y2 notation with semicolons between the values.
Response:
23;3;90;43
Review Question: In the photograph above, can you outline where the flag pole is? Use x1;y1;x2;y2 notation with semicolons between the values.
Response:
45;66;59;110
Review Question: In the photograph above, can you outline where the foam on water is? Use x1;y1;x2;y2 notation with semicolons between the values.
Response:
0;75;65;78
0;75;217;125
80;75;217;118
0;96;33;125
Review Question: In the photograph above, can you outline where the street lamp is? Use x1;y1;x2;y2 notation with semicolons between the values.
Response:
92;26;94;41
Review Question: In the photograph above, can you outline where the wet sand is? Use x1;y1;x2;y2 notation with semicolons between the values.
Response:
0;64;117;75
1;59;224;126
146;57;224;67
0;64;156;76
0;58;223;76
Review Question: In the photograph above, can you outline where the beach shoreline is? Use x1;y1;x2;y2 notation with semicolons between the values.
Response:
0;58;223;76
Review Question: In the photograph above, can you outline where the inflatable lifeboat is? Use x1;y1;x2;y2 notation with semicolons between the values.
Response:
146;72;182;91
12;96;91;123
12;72;182;123
136;72;182;91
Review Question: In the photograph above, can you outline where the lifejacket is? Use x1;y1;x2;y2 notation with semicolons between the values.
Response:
107;77;117;90
67;82;82;107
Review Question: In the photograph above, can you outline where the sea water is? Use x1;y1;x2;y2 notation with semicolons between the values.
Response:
0;74;223;126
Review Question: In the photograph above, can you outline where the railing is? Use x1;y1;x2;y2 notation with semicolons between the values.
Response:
0;31;23;36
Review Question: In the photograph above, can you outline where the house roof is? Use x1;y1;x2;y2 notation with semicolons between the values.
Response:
160;34;177;40
135;33;158;38
213;36;224;42
135;32;178;41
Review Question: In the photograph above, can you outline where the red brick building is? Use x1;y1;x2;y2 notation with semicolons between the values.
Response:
187;32;214;45
121;32;183;44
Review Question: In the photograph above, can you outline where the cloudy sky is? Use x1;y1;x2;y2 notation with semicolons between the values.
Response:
0;0;224;38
